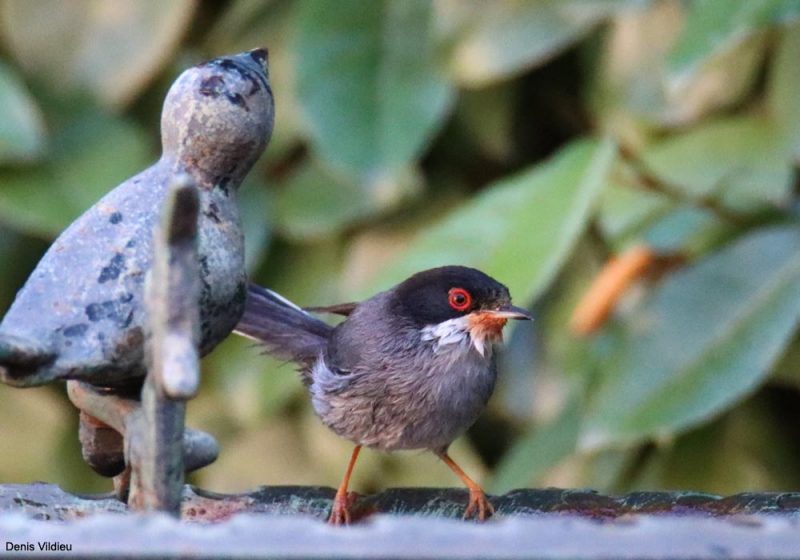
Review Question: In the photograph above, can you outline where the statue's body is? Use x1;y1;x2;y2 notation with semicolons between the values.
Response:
0;49;275;389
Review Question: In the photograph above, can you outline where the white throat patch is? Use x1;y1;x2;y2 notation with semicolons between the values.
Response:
421;316;493;357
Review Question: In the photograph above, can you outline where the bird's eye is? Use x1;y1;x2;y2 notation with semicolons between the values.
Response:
448;288;472;312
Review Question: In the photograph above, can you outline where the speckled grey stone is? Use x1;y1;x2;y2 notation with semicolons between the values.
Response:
2;484;800;558
4;483;800;522
0;49;274;388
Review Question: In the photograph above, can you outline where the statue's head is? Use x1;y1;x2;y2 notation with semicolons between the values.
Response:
160;49;275;189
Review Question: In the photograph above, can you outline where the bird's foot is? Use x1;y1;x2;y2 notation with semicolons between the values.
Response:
463;487;495;521
328;491;359;525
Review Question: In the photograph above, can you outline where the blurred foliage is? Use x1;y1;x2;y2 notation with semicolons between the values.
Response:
1;0;800;498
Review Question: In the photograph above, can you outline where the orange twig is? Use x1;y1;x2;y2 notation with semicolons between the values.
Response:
570;245;656;336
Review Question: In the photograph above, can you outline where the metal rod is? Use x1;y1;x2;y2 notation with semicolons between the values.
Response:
128;175;201;515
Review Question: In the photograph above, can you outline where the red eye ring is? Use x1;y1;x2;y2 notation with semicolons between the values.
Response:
448;287;472;312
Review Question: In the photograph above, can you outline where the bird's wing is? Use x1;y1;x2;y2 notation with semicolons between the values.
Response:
304;302;359;316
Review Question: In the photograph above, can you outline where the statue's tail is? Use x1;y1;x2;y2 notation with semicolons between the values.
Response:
0;333;56;387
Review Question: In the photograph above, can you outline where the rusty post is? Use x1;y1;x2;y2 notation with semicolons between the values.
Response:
3;47;271;512
66;381;219;490
127;175;201;514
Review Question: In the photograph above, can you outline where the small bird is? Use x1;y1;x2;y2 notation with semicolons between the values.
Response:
235;265;531;524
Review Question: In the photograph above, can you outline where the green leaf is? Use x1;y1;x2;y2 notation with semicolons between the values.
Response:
0;113;152;238
581;225;800;451
491;399;581;492
0;62;46;163
439;0;636;88
494;241;601;422
668;0;800;81
642;206;732;256
630;395;800;494
0;226;48;312
598;180;733;256
1;0;195;108
256;237;346;308
0;384;106;491
598;174;674;245
294;0;454;177
275;161;421;241
767;22;800;159
201;335;302;422
276;163;367;241
590;0;767;134
208;0;302;163
368;138;616;304
238;178;272;274
641;116;793;213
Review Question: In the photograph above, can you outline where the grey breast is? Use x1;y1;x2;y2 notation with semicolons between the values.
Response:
309;292;497;451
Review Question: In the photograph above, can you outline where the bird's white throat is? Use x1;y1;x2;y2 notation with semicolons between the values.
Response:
421;316;497;357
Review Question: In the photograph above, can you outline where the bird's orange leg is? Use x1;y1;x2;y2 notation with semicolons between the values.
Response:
438;451;495;521
328;445;362;525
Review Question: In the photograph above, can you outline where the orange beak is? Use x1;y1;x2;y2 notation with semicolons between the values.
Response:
466;304;531;355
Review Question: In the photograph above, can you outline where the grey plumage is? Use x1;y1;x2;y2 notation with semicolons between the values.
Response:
236;266;531;523
235;284;332;377
310;291;497;452
236;269;507;452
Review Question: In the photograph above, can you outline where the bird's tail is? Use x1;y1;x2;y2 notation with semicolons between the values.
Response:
0;333;56;387
234;283;332;369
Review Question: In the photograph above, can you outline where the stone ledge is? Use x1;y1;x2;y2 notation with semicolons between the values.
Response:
1;510;799;559
4;483;800;558
3;482;800;522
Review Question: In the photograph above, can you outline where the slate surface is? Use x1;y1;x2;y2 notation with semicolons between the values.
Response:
1;483;800;558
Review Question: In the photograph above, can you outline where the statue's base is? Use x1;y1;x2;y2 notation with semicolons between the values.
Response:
1;483;800;558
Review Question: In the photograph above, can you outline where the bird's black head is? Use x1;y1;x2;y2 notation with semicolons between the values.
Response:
391;266;530;327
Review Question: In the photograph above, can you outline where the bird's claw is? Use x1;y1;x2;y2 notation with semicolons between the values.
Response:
463;488;495;521
328;491;358;525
